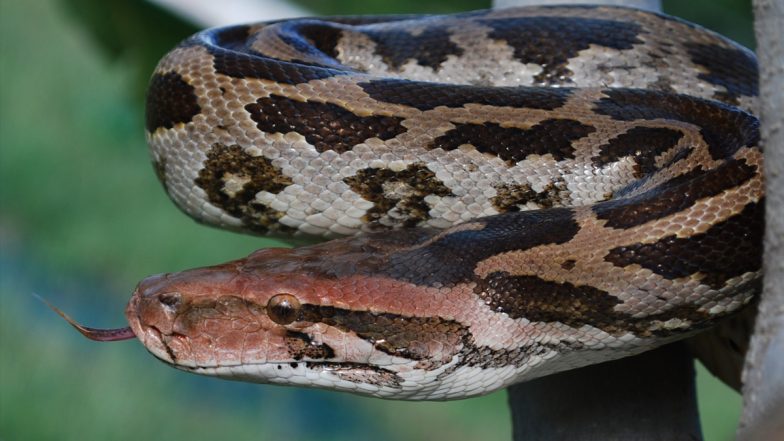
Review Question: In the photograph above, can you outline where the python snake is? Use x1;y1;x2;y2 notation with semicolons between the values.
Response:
61;5;763;400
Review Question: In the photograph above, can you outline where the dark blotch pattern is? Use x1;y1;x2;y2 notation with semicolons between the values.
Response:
476;272;623;330
145;72;201;132
475;272;718;337
605;200;763;289
207;44;345;84
609;146;696;200
299;305;467;368
245;95;407;153
298;23;343;59
492;180;568;212
359;80;572;111
285;331;335;360
661;146;695;171
384;208;580;286
561;259;577;270
436;340;583;378
194;143;294;233
293;301;587;373
306;362;402;388
430;119;595;162
210;25;252;51
595;158;758;229
593;127;684;177
277;21;345;66
684;42;758;104
344;163;453;227
595;89;760;160
480;17;643;84
364;26;462;70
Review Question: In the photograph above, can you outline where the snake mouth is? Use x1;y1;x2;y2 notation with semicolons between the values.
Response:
177;360;405;392
283;361;404;390
124;298;179;365
301;361;376;371
179;361;377;371
140;324;180;364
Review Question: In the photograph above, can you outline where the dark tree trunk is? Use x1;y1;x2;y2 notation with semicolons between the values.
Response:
739;1;784;439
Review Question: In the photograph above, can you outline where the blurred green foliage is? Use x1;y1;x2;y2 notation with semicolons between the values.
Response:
60;0;199;100
663;0;754;48
0;0;751;440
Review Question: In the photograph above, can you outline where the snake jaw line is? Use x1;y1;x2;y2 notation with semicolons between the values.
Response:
34;293;136;342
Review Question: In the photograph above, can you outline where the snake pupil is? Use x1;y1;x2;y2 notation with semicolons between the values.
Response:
267;293;301;325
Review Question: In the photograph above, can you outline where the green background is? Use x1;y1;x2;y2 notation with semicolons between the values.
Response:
0;0;753;440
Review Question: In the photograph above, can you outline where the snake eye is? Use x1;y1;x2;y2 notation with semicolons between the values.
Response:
267;293;301;325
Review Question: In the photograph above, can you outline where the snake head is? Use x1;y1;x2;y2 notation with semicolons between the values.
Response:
126;254;302;373
125;238;478;399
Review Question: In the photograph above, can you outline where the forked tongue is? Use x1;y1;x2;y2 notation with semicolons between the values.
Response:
36;294;136;341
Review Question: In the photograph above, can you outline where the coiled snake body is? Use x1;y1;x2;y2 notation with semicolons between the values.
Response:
71;6;763;400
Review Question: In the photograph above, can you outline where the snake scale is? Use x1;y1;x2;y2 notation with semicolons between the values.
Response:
61;5;763;400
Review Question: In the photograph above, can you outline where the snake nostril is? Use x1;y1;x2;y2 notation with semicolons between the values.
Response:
158;292;182;308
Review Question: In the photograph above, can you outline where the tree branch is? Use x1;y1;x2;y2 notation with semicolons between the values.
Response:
738;1;784;439
508;343;702;441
